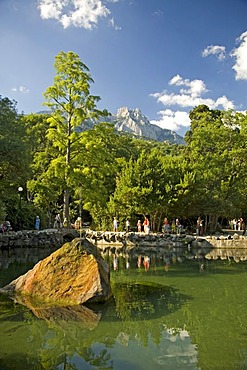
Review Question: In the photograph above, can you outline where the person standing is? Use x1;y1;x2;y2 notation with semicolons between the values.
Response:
163;217;170;234
126;219;130;232
143;217;150;235
74;217;82;230
137;220;142;233
54;214;61;229
35;216;40;230
239;217;244;231
196;217;203;236
232;219;237;230
113;217;118;232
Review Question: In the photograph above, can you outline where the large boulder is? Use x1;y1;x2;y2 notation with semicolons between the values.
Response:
0;238;112;305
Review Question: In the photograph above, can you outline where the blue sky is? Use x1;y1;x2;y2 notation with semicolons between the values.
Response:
1;0;247;136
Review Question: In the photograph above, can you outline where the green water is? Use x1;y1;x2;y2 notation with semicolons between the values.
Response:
0;253;247;369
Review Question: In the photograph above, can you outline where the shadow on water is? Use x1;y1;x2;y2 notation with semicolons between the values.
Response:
0;354;39;370
108;281;190;322
0;280;191;324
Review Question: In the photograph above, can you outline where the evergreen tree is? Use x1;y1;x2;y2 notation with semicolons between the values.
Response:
39;51;108;223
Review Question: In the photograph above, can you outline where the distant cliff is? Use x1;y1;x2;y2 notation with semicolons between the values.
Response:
105;107;185;144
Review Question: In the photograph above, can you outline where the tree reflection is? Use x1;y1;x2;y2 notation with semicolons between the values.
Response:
112;282;187;321
79;347;113;369
0;259;193;370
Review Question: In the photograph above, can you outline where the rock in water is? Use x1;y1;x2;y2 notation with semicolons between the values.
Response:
0;238;112;305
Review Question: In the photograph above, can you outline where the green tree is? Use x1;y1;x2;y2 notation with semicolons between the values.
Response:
183;106;247;232
108;143;185;231
0;96;29;225
22;113;57;226
40;51;108;223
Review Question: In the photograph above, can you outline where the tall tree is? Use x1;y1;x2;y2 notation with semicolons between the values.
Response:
108;144;184;231
183;106;247;232
42;51;108;222
0;96;29;223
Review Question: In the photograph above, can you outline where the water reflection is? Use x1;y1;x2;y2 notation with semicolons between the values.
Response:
0;246;57;269
205;248;247;262
0;263;197;370
112;281;189;321
12;294;103;328
1;246;247;369
0;290;198;370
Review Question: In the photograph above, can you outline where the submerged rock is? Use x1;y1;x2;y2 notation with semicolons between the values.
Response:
0;238;112;305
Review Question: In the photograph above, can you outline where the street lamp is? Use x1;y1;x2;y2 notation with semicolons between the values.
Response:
18;186;23;230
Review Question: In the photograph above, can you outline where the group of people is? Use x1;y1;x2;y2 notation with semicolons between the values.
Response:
52;214;83;230
230;218;245;231
113;216;186;235
137;217;150;235
163;217;183;234
34;214;85;231
113;216;151;235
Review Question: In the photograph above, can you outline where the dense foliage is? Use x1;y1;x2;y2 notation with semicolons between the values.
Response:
1;52;247;232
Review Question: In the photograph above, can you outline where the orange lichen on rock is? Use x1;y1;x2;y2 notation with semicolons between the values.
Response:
1;238;111;305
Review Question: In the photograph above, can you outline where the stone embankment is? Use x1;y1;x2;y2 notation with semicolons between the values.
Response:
205;233;247;248
1;228;247;255
204;233;247;261
85;230;212;256
85;230;247;261
0;229;66;250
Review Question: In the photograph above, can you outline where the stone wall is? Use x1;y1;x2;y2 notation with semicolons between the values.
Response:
205;233;247;248
85;230;213;258
0;229;65;250
2;229;247;263
203;234;247;261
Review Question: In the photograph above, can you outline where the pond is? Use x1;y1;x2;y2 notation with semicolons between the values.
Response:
0;248;247;369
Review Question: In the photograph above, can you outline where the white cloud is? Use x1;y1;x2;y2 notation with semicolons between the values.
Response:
38;0;120;29
169;75;207;98
152;10;163;17
202;45;226;61
38;0;63;20
11;86;30;94
151;110;190;132
231;31;247;80
150;75;234;133
151;75;234;110
108;17;121;30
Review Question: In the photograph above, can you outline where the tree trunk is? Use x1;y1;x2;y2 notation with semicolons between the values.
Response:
63;188;70;224
64;120;71;224
156;212;163;232
207;214;218;234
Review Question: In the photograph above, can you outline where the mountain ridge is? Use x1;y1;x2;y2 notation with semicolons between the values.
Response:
36;106;185;145
106;107;185;145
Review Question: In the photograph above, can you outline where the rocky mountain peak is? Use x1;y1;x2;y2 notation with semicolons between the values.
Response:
116;107;148;125
113;107;185;144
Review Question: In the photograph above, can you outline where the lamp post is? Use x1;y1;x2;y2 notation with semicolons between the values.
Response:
18;186;23;230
